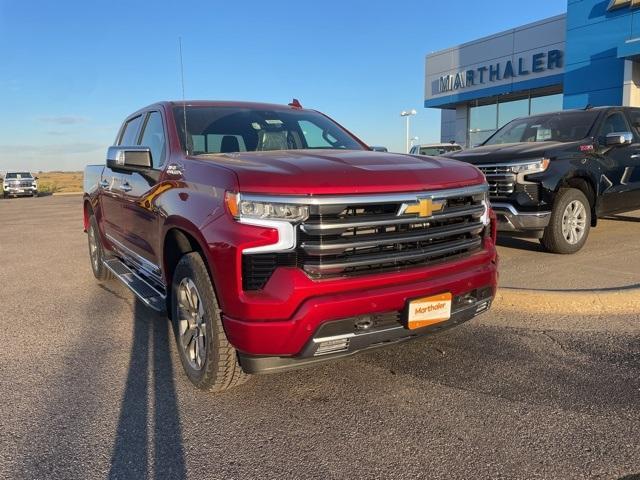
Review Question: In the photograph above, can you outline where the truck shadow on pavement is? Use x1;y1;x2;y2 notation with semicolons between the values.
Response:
108;299;187;480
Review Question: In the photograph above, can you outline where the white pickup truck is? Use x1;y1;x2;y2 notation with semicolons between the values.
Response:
2;172;38;198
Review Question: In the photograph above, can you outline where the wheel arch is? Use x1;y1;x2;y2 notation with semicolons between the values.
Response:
83;196;93;232
559;174;598;227
162;221;221;317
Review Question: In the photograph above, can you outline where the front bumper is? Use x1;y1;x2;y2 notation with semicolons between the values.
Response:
4;187;37;196
239;288;493;374
491;202;550;233
222;250;498;357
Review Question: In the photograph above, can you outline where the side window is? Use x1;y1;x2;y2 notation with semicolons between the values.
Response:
626;109;640;136
599;112;629;138
119;115;143;146
139;112;166;168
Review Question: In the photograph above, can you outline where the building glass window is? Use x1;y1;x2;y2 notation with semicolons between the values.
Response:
498;98;529;128
468;92;564;146
530;93;563;116
469;104;497;146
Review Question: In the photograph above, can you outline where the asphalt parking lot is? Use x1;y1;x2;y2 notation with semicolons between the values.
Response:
0;195;639;480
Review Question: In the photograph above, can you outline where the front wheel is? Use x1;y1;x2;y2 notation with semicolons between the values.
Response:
171;252;249;392
540;188;591;254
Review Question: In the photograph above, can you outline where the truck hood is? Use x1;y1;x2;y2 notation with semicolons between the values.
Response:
196;149;485;194
445;141;587;165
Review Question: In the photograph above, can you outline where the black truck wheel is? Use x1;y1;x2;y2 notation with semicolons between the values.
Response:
540;188;591;254
171;252;249;392
88;215;115;281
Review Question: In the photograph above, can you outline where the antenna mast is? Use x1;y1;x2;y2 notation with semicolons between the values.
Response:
179;37;189;154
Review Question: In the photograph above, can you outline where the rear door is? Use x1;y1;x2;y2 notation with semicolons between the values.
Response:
100;114;143;244
621;108;640;209
598;110;640;214
116;110;167;282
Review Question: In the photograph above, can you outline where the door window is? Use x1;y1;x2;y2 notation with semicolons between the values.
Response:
139;112;166;168
599;113;629;138
119;115;143;146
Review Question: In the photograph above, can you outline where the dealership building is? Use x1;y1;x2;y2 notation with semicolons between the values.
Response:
425;0;640;147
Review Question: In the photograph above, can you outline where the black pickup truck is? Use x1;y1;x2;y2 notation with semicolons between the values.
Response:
447;107;640;253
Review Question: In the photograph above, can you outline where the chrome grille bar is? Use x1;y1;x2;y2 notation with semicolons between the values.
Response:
302;237;482;276
301;204;485;236
301;221;484;255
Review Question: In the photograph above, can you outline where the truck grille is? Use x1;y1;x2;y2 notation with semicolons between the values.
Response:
477;165;515;198
297;185;488;278
8;181;33;188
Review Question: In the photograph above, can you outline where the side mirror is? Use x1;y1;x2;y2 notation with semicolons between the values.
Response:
106;146;152;171
605;132;633;147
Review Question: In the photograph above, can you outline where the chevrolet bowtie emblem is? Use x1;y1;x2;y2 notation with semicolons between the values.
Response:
607;0;640;10
399;198;446;218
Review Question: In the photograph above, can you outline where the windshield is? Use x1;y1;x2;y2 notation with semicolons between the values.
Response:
484;111;600;145
5;172;32;179
419;145;461;156
174;106;364;154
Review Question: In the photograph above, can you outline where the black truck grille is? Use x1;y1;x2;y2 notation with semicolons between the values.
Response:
477;165;515;198
298;186;488;279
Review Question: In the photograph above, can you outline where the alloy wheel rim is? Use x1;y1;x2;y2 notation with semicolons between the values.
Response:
177;278;207;371
88;226;99;271
561;200;587;245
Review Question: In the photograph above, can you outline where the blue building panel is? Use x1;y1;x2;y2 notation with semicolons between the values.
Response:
564;0;640;108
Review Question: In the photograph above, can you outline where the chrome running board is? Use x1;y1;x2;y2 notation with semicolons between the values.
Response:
103;258;166;312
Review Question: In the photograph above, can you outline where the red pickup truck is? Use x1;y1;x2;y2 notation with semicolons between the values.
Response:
83;100;498;391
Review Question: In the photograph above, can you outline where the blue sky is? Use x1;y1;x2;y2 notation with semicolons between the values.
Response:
0;0;567;172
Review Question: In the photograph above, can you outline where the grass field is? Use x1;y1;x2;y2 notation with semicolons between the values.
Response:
35;171;83;194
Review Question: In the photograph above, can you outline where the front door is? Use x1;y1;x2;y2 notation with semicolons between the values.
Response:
100;114;144;246
597;111;640;214
117;111;167;282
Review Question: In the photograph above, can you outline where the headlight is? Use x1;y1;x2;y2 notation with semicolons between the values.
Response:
225;192;308;254
509;158;550;175
225;192;309;222
480;191;490;226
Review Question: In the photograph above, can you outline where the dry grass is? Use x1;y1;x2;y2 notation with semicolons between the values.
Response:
35;171;83;194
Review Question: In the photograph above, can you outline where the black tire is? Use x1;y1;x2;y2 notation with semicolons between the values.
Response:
540;188;591;254
32;192;38;197
171;252;249;392
87;215;115;281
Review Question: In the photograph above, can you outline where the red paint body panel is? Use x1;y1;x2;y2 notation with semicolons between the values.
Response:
86;100;499;359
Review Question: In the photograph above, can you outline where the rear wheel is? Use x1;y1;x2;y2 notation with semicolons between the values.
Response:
540;188;591;254
87;215;114;281
171;252;249;392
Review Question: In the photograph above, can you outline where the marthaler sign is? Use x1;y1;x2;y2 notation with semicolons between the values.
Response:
438;49;563;94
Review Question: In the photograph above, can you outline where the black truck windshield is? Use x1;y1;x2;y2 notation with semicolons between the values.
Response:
484;111;600;145
174;106;364;154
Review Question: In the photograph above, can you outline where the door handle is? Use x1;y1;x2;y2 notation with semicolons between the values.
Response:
119;182;132;192
99;179;110;188
631;154;640;159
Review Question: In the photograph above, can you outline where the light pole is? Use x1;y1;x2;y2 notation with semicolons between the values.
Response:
400;109;417;153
